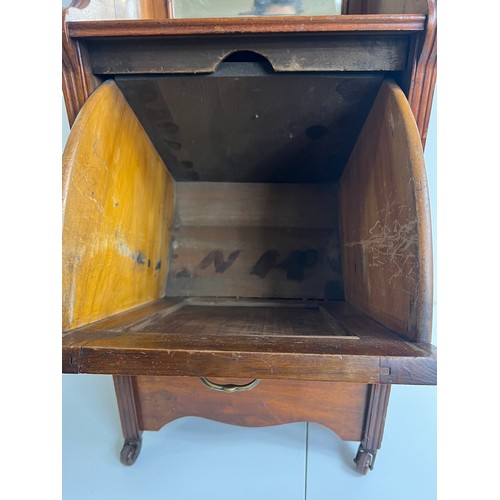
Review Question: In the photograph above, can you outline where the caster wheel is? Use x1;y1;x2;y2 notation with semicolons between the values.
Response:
354;446;375;475
120;438;142;466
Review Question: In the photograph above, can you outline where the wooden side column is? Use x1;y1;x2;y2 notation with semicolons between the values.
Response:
354;384;391;474
113;375;143;465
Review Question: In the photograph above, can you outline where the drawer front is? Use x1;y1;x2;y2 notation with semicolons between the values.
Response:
134;376;369;442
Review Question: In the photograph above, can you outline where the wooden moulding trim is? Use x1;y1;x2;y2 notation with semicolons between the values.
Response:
63;7;101;126
361;384;391;450
67;14;426;38
408;0;437;147
113;375;142;440
63;8;89;126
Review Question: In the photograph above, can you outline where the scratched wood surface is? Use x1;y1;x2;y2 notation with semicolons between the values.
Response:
62;80;175;330
339;79;432;342
135;376;368;441
166;182;344;299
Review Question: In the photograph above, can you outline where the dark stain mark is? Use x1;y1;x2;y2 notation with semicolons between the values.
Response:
159;122;179;134
305;125;329;140
279;249;318;281
199;250;241;274
251;250;281;278
155;261;162;271
114;201;119;207
176;268;191;278
135;252;147;265
181;160;194;169
324;281;345;300
166;141;182;150
251;249;318;282
336;81;364;103
148;259;151;268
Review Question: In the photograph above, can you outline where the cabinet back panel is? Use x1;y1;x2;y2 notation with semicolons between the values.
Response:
166;182;343;299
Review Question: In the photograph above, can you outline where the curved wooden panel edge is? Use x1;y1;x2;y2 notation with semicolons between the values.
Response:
62;80;175;331
339;79;432;342
134;376;369;441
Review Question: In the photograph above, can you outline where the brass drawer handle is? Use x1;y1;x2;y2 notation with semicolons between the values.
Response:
199;377;261;393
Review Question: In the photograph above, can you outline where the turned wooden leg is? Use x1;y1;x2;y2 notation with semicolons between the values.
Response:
113;375;143;466
354;384;391;475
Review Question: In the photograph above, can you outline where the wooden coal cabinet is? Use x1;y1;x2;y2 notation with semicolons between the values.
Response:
62;0;437;474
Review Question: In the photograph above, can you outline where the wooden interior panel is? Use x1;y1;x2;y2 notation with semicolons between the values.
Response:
135;376;369;441
166;182;343;299
339;79;432;342
116;70;383;182
62;80;175;330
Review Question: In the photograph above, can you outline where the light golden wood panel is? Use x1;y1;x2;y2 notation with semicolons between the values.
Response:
339;80;432;342
63;80;175;330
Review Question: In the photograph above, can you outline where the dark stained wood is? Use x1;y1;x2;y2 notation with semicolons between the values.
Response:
113;375;143;465
354;383;391;473
87;34;410;75
67;15;426;38
116;72;381;182
408;0;436;148
339;80;432;342
135;376;368;441
166;182;344;300
62;6;101;126
62;298;436;385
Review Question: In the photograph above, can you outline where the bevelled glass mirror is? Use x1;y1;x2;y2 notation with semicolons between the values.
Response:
171;0;343;18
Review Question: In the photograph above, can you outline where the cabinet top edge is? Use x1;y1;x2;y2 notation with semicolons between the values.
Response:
67;14;426;39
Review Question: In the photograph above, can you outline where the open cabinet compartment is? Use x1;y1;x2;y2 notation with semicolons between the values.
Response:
62;66;435;386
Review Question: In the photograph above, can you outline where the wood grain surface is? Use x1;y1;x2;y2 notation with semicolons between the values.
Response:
62;298;436;385
62;80;175;330
135;376;369;441
166;182;344;300
339;79;432;342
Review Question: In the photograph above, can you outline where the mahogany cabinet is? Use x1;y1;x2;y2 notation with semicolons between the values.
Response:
62;0;437;474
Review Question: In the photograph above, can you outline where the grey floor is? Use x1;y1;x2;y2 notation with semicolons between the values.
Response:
62;375;436;500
